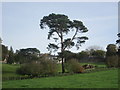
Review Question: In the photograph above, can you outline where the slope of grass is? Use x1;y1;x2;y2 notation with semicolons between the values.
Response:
2;64;22;78
2;64;20;73
1;62;109;80
2;69;118;88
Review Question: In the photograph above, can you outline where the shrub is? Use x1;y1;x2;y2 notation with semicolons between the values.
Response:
16;59;58;77
16;62;40;76
65;59;84;73
106;44;118;68
40;59;58;75
106;55;118;68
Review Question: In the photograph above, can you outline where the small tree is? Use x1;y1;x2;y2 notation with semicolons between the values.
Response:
2;44;8;61
7;46;14;64
106;44;118;67
40;13;88;73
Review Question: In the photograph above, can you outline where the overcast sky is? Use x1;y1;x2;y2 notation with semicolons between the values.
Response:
1;2;118;53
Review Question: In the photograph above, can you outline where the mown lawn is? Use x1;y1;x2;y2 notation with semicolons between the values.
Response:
2;64;21;78
2;69;118;88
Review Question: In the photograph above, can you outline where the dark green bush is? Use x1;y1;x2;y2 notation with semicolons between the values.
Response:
16;59;58;76
106;55;118;68
106;44;118;68
65;59;84;73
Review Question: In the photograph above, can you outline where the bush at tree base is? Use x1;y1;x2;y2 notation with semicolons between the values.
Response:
16;59;58;77
65;59;84;73
106;55;118;68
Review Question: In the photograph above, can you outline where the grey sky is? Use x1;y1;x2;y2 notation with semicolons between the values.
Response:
2;2;118;53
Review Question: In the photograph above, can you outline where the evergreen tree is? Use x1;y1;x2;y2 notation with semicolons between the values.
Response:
116;33;120;67
40;13;88;73
106;44;118;67
7;46;14;64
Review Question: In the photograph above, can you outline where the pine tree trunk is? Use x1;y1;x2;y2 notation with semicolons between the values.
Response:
61;57;65;73
61;32;65;73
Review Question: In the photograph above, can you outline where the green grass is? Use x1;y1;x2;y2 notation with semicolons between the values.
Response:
2;63;119;88
2;69;118;88
2;64;20;73
2;64;22;78
1;62;107;78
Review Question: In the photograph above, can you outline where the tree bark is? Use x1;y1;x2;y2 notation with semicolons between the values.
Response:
61;56;65;73
60;32;65;73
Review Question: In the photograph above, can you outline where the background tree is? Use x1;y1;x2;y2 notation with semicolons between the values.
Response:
0;38;9;62
92;50;106;58
58;50;76;63
86;45;103;56
106;44;118;67
0;38;2;61
7;46;14;64
116;33;120;67
86;45;103;51
106;44;117;56
40;13;88;73
116;33;120;49
76;51;89;60
14;48;40;64
2;45;8;61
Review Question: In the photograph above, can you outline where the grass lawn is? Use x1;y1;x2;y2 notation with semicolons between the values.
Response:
2;64;23;78
2;64;20;74
2;69;118;88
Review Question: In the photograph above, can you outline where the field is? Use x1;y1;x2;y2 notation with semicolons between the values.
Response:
2;64;22;78
2;63;119;88
2;69;118;88
2;62;106;79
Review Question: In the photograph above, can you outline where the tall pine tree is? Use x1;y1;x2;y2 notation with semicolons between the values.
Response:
40;13;88;73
